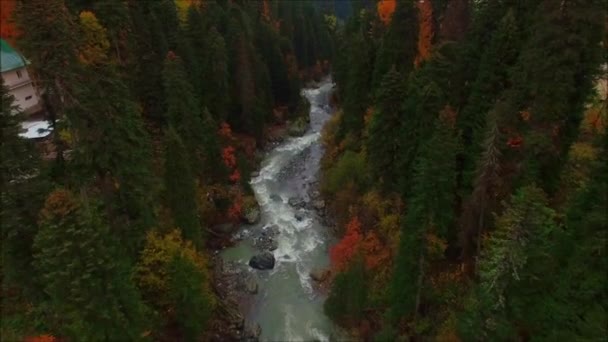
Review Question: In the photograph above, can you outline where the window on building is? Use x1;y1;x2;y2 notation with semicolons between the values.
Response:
25;95;32;100
16;70;22;78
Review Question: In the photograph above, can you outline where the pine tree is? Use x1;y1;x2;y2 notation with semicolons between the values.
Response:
0;82;48;295
202;27;230;121
128;0;166;120
168;254;213;341
509;0;605;193
366;67;406;189
162;52;207;171
459;185;557;340
324;255;367;324
396;64;448;196
545;132;607;340
33;189;150;340
371;0;418;91
338;30;374;142
70;11;156;251
164;128;201;247
459;110;502;270
391;112;459;322
457;9;520;192
14;0;80;108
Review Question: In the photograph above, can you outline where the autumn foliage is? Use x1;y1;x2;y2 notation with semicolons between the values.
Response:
24;335;57;342
415;0;434;66
0;0;19;44
330;216;390;271
219;123;241;183
330;216;363;271
377;0;396;25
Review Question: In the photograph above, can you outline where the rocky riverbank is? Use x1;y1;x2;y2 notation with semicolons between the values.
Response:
206;258;261;341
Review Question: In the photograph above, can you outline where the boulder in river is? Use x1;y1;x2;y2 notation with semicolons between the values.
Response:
244;276;258;295
242;196;261;224
310;268;331;282
212;223;237;234
244;322;262;341
244;207;260;224
262;224;280;236
253;235;278;251
312;200;325;211
288;197;306;209
294;212;304;221
249;252;275;270
287;117;308;137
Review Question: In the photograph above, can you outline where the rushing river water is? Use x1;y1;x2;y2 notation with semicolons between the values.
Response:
221;78;338;341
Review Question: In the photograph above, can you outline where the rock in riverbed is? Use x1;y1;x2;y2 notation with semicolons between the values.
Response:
249;252;275;270
244;276;258;294
288;197;306;209
253;235;278;251
243;207;260;224
310;268;331;282
312;200;325;211
244;322;262;341
294;212;304;221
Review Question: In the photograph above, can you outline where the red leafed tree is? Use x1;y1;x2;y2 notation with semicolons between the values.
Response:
330;216;363;271
377;0;396;25
229;169;241;183
228;193;243;222
25;335;57;342
222;146;237;169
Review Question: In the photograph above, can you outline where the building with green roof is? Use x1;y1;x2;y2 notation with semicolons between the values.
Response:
1;38;28;72
1;38;42;115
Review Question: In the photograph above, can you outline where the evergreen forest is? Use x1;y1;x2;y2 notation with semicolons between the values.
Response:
1;0;606;341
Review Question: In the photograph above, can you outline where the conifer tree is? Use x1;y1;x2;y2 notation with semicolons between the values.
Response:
164;128;202;246
509;0;605;192
391;112;459;322
459;110;502;268
168;254;213;341
459;185;557;340
371;0;418;91
203;27;230;121
162;52;208;170
71;11;156;250
338;31;374;141
14;0;80;109
396;65;447;196
0;83;48;295
33;189;150;340
457;9;520;192
324;255;367;324
128;0;166;119
366;68;406;189
547;132;607;340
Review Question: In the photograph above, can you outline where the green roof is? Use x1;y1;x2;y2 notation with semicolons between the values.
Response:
1;39;27;73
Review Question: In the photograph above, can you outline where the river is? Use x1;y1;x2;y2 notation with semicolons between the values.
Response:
221;78;338;341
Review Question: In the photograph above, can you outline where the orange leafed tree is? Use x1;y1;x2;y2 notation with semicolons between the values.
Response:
415;0;434;66
0;0;19;44
377;0;396;25
24;335;57;342
330;216;363;271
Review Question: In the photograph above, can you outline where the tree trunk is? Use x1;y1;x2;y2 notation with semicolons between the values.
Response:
413;250;425;322
475;199;485;275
